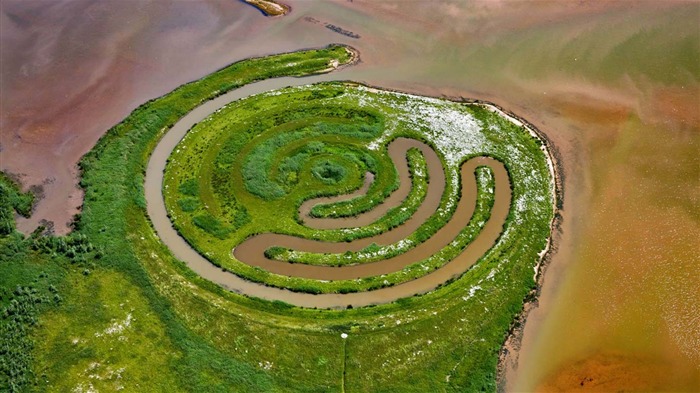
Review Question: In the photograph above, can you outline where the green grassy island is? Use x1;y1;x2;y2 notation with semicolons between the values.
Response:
1;45;557;392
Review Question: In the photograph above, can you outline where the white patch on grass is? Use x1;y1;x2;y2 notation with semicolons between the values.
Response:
95;313;133;337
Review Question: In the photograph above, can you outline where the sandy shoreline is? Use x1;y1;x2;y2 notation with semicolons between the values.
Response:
438;97;565;391
488;107;565;391
242;0;290;17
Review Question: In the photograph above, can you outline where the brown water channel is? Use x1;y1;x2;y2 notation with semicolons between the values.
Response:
146;80;511;308
299;139;431;230
235;137;445;278
234;138;509;281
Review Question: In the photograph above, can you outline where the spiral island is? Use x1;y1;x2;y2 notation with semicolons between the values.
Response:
77;45;557;391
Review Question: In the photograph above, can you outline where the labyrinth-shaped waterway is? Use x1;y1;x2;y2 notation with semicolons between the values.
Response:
147;81;554;308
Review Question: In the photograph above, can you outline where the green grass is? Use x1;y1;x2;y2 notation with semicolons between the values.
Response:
83;54;551;388
312;146;424;220
0;45;555;392
311;159;348;184
70;44;362;391
154;73;552;390
0;246;65;393
32;269;182;392
0;174;35;235
228;165;496;294
0;173;67;392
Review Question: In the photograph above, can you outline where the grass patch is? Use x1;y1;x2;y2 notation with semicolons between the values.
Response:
32;269;181;392
0;173;35;235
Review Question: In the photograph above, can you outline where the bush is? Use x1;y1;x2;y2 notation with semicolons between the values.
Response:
0;173;35;236
193;214;231;239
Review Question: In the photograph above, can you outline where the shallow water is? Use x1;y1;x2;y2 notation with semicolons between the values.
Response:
3;0;698;389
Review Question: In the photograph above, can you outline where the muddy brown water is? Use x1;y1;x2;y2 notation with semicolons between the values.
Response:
235;137;446;278
235;142;505;281
299;139;430;230
146;80;511;307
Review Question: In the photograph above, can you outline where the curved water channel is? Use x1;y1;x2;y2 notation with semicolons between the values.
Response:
145;77;511;308
301;162;402;230
298;138;434;231
235;138;508;280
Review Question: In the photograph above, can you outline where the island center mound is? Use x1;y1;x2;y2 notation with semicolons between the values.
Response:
157;81;553;305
